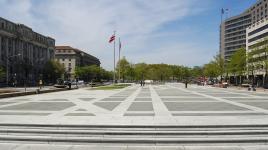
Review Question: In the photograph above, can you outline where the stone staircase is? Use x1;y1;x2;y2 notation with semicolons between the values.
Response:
0;124;267;145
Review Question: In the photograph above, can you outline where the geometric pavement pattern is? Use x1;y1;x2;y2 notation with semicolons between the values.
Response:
0;83;268;117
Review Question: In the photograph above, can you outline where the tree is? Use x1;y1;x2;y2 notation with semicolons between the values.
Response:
134;63;148;80
0;66;5;80
227;47;247;85
43;60;65;84
204;62;218;78
116;57;131;82
191;66;204;78
214;54;225;81
75;65;112;82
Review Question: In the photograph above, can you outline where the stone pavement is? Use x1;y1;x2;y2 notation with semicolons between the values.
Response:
2;143;268;150
0;83;268;149
0;83;268;125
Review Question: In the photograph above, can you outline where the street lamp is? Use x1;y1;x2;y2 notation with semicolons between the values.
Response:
6;53;21;86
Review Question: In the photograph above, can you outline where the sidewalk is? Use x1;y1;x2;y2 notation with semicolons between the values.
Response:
208;84;268;93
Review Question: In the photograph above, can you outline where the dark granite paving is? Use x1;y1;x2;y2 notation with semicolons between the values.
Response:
100;98;126;101
240;102;268;110
65;113;95;116
0;102;76;111
134;98;152;101
164;102;249;111
79;98;95;101
0;112;50;116
127;102;154;111
124;113;155;116
172;113;266;116
93;102;121;111
41;99;69;101
0;102;16;106
161;98;216;101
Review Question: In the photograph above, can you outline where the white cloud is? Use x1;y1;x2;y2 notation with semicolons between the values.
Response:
0;0;210;70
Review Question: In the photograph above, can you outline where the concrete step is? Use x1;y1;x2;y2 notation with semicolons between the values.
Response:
0;124;268;144
2;128;268;136
0;134;267;144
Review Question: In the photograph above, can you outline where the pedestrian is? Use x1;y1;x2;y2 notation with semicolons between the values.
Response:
39;79;43;89
185;80;188;88
68;81;71;90
140;80;142;87
143;80;145;86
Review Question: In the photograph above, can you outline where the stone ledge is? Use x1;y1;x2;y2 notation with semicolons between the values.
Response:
0;88;76;99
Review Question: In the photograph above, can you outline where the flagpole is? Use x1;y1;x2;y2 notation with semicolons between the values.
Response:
113;31;116;84
118;38;121;83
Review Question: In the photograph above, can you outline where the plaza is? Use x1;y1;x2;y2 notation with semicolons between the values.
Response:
2;83;268;125
0;84;268;149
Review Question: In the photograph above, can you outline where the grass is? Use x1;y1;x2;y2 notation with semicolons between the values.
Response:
91;84;131;90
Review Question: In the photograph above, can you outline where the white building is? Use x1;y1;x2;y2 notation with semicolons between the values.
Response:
246;18;268;86
55;46;100;79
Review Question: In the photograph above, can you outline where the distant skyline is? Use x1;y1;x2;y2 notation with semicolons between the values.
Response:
0;0;258;70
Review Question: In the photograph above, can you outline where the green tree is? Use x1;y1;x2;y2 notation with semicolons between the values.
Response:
134;63;148;80
227;47;247;85
43;60;65;83
214;54;225;81
116;57;131;82
191;66;204;78
0;66;5;80
76;65;113;82
204;62;218;78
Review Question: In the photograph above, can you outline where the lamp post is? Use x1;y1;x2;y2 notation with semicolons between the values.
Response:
6;54;21;86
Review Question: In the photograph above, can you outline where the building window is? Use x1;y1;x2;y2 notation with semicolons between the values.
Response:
62;58;65;61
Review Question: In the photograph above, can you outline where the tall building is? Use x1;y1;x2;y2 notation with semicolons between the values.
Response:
246;18;268;86
220;0;268;61
55;46;100;79
0;17;55;86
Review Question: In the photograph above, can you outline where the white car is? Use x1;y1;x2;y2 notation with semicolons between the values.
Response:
145;80;153;84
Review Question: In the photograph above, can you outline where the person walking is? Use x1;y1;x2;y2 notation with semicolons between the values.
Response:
185;80;188;88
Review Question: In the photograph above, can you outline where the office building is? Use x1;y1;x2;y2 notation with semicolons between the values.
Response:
246;18;268;86
220;0;268;61
0;17;55;86
55;46;100;79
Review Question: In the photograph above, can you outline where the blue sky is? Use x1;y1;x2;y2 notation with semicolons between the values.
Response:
0;0;259;70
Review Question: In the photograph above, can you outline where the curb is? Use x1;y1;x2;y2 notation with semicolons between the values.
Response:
0;88;77;99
